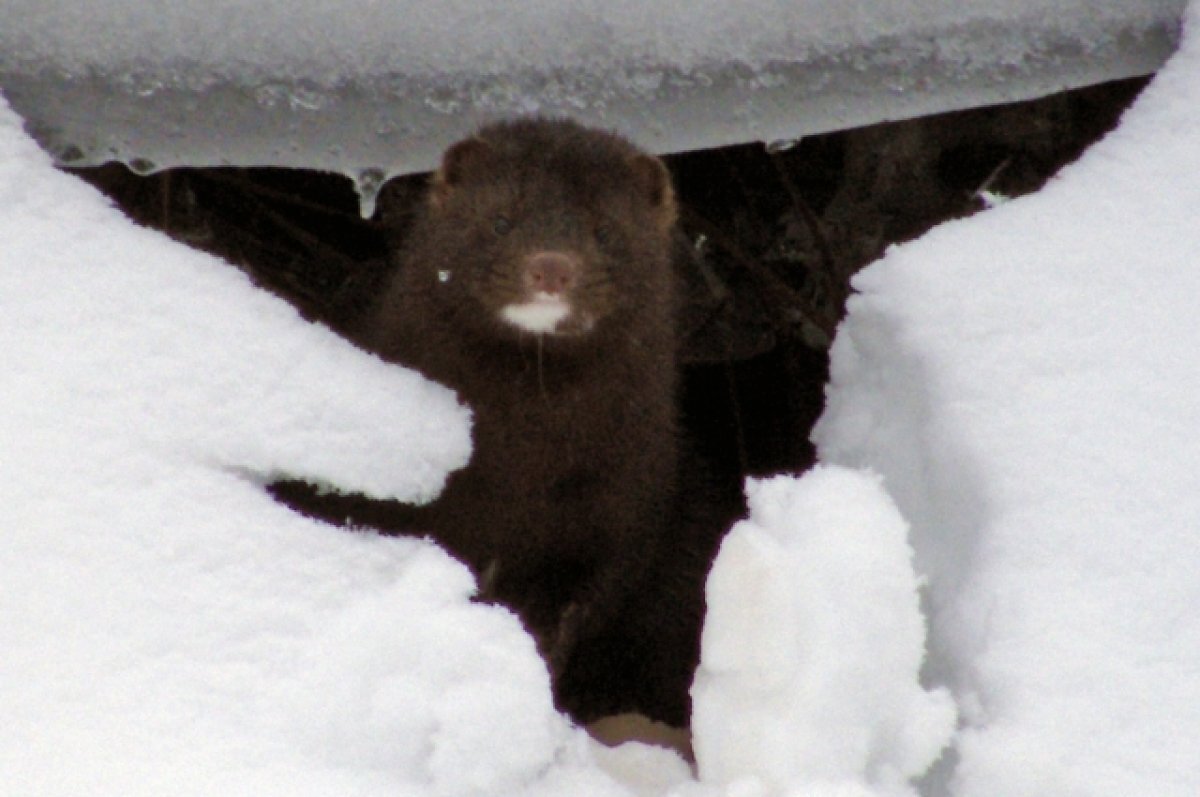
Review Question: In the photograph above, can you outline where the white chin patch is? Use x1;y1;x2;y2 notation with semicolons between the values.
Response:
500;294;571;334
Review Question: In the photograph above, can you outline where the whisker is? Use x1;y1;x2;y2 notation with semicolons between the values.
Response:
536;335;548;398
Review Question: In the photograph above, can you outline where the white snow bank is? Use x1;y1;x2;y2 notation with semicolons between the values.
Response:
0;92;582;796
692;469;955;797
0;102;471;503
815;4;1200;796
6;0;1200;790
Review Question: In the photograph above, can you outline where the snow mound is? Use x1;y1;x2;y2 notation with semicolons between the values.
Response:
0;91;578;795
815;4;1200;795
692;468;956;797
291;549;569;795
6;0;1200;790
0;98;471;503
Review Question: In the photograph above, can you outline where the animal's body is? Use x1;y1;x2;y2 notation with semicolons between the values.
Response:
276;118;705;726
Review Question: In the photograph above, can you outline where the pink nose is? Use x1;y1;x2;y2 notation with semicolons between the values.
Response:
524;252;579;295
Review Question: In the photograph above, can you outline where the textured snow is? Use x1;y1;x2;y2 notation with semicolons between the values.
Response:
692;470;956;797
4;1;1200;794
0;93;577;796
815;5;1200;795
0;0;1184;213
0;0;1176;81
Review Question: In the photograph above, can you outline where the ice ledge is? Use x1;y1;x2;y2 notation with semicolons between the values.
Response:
0;7;1183;215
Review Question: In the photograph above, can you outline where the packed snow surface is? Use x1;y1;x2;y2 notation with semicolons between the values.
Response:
0;0;1177;81
5;2;1200;795
0;0;1183;212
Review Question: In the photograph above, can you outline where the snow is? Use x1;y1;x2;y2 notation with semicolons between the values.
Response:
0;1;1183;213
4;1;1200;794
815;4;1200;795
0;94;577;796
0;0;1175;81
692;470;956;797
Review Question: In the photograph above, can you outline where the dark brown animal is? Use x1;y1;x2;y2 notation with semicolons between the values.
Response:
275;118;706;725
371;116;680;682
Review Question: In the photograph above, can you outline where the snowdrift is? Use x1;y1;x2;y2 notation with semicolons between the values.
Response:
4;3;1200;795
816;6;1200;794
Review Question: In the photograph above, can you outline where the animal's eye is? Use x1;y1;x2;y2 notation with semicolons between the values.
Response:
492;215;513;235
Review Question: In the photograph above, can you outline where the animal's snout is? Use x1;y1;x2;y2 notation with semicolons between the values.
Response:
524;251;580;296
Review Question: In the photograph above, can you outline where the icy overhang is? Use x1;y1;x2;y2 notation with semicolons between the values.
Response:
0;0;1184;214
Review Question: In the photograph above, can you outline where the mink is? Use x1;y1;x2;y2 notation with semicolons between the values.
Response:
275;117;709;727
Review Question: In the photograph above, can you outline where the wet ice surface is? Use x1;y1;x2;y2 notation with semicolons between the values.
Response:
4;1;1200;794
0;1;1185;214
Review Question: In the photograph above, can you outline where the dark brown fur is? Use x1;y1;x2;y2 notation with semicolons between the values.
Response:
371;117;679;675
275;118;701;725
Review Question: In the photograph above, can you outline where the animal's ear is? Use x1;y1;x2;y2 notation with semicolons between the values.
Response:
629;153;677;231
431;136;492;208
